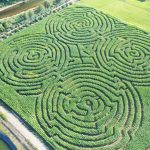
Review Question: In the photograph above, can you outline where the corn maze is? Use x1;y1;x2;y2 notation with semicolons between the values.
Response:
0;6;150;150
0;34;70;95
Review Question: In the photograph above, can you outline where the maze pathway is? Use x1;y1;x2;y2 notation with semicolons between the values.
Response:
0;34;70;95
0;6;149;150
36;65;143;149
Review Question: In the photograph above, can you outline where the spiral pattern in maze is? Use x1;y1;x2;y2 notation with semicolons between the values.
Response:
0;5;148;149
35;65;142;149
95;32;150;86
45;6;118;45
0;34;70;95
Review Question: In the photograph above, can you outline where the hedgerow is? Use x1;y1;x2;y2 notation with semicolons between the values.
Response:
0;6;149;150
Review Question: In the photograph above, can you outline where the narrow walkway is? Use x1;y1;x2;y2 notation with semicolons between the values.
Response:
0;105;48;150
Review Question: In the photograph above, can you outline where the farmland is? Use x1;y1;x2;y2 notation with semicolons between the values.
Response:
77;0;150;32
0;2;150;150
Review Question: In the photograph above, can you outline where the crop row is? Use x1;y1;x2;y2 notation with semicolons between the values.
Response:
35;65;143;149
0;6;148;149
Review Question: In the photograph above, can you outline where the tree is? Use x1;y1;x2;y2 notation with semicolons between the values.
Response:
20;12;28;21
28;10;34;19
44;0;51;8
0;24;5;32
53;0;61;5
36;5;45;14
2;20;12;29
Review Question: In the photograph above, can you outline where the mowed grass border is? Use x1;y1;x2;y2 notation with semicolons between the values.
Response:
76;0;150;33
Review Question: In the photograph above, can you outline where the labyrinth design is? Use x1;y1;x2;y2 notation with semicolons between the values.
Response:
96;29;150;86
0;6;149;150
36;65;143;149
45;7;120;45
0;34;70;95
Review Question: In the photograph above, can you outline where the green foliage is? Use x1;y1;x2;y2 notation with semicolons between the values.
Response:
53;0;61;5
28;10;34;19
0;24;5;32
2;20;12;29
0;6;150;150
22;12;29;20
35;4;45;14
44;0;51;8
77;0;150;32
0;0;20;7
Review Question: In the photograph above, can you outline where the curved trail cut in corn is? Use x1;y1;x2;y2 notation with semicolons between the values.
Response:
0;6;149;150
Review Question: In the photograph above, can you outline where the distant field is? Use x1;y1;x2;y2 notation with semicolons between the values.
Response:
0;4;150;150
76;0;150;32
127;0;150;10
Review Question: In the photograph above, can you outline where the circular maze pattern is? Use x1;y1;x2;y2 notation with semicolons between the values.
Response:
0;6;148;150
0;34;70;95
35;65;143;150
95;30;150;86
45;6;118;45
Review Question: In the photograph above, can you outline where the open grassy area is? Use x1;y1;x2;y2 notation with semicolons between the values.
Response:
127;0;150;10
76;0;150;32
0;4;150;150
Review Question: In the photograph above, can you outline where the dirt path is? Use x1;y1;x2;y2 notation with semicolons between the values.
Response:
0;1;24;12
0;105;48;150
0;0;45;19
